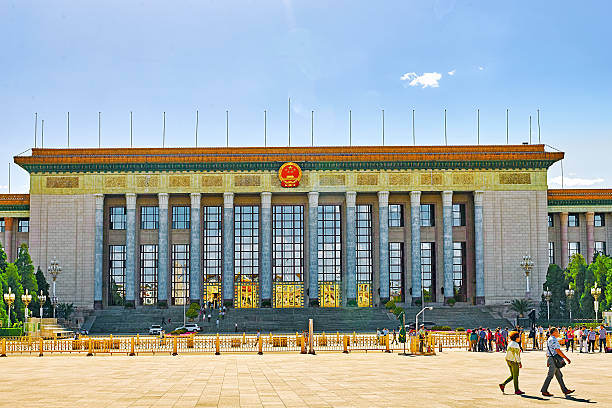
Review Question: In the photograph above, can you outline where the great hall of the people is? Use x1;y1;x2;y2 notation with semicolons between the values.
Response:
1;144;611;311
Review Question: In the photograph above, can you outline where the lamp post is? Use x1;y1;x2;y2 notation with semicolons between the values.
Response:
21;289;32;331
520;254;534;298
565;288;575;322
3;287;15;325
38;290;47;337
591;283;602;322
47;258;62;318
415;306;433;331
543;287;552;323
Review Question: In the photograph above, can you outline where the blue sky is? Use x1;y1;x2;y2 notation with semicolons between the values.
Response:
1;1;611;193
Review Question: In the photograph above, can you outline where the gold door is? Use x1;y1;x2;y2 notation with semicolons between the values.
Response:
273;284;303;308
234;284;258;308
204;284;221;305
357;283;371;307
319;283;340;307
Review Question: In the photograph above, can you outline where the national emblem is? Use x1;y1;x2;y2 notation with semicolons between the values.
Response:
278;162;302;188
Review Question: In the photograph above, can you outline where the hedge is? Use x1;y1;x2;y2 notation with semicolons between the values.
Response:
0;327;23;337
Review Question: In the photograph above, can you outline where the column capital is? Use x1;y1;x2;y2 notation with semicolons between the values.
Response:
377;191;389;207
158;192;169;210
223;192;234;208
94;194;104;210
410;191;421;206
441;191;453;207
261;192;272;208
4;217;13;229
346;191;357;207
190;192;201;208
126;193;137;210
474;190;484;207
308;191;319;207
586;211;595;222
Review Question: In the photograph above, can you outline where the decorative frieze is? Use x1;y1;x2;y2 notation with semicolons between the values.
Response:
357;174;378;186
389;174;411;186
103;176;127;188
135;175;160;188
319;174;346;186
46;176;79;188
452;173;474;185
499;172;531;185
169;175;191;188
201;175;223;187
420;173;443;185
234;175;261;187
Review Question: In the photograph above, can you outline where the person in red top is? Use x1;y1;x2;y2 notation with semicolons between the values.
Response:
565;326;574;352
487;328;493;352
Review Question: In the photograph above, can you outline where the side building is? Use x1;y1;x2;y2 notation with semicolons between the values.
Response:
1;144;567;310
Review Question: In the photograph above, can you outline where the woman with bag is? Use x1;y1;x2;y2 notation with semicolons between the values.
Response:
541;327;575;397
498;331;524;395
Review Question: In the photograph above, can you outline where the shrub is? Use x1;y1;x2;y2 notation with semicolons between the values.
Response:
223;300;233;308
510;298;533;316
157;300;168;309
455;327;466;332
393;306;404;317
347;299;357;307
0;327;23;337
261;299;271;308
385;299;396;310
431;325;452;331
170;328;187;335
447;298;456;307
185;303;199;320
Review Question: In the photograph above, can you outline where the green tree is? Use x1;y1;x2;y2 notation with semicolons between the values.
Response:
580;265;596;319
0;274;8;326
33;266;52;317
2;263;25;324
541;264;567;320
15;244;38;303
589;254;611;312
565;254;587;317
0;241;7;274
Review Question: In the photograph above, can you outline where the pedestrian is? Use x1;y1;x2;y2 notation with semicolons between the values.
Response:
208;313;211;323
216;318;219;330
538;325;544;350
541;327;574;397
498;331;524;395
599;325;607;352
579;326;587;353
529;326;537;350
235;322;238;332
376;328;381;345
494;328;502;352
566;326;574;352
487;328;493;351
161;316;165;326
501;327;509;351
588;327;597;352
168;318;171;326
392;328;398;344
470;329;478;352
479;328;487;352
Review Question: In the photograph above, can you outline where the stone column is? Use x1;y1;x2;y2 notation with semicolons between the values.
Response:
260;192;272;305
157;193;169;306
410;191;422;305
222;192;234;304
345;191;357;305
94;194;104;309
190;193;201;304
586;212;595;264
308;192;319;306
378;191;390;304
560;212;569;269
4;217;13;262
125;193;137;306
442;191;454;304
474;191;485;305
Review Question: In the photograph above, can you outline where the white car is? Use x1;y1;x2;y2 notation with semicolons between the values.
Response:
184;323;201;332
149;324;163;335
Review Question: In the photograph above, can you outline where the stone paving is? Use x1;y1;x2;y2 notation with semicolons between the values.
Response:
3;349;611;407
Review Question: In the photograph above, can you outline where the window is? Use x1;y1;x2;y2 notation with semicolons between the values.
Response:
388;204;403;227
234;206;259;283
318;205;342;282
272;205;304;282
141;206;159;229
172;206;190;229
110;207;126;230
356;205;373;283
420;204;435;227
172;244;190;305
548;242;555;265
568;242;580;258
203;206;223;285
18;219;29;232
140;244;158;305
389;242;404;300
421;242;435;302
595;241;606;256
109;245;126;305
594;213;605;227
548;214;554;228
0;219;4;232
568;214;579;227
452;204;466;227
452;242;466;300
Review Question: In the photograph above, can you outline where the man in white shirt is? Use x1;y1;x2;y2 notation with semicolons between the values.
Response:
541;327;574;397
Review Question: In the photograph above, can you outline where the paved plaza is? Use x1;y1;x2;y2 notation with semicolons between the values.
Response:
4;349;611;407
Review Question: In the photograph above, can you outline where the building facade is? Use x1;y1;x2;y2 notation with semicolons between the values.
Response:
0;144;584;310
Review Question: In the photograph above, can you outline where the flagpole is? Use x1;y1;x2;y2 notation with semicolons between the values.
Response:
506;108;509;144
412;109;415;145
349;110;352;146
162;112;166;147
382;109;385;146
477;109;480;145
311;110;314;147
195;110;199;147
264;110;267;147
130;111;133;147
34;113;38;148
537;109;541;143
67;112;70;147
98;112;101;148
226;110;229;147
444;109;447;145
288;98;291;147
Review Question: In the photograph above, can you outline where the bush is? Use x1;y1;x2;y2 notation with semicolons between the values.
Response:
455;327;466;332
185;303;199;320
157;300;168;309
385;299;396;310
223;300;233;308
431;325;452;331
347;299;357;307
393;306;404;317
56;303;75;320
261;299;271;308
0;327;23;337
447;298;456;307
415;299;422;306
170;328;187;335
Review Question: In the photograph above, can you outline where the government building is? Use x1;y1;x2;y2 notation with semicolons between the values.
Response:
1;144;609;311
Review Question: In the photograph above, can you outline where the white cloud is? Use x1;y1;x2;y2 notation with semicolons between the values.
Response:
448;69;456;76
549;176;604;187
400;72;442;88
478;66;484;71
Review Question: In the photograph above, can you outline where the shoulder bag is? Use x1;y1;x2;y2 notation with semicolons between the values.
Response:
547;342;566;368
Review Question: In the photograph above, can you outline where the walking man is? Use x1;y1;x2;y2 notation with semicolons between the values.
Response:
599;325;607;352
541;327;574;397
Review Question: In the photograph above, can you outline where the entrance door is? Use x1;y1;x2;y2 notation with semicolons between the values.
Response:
319;283;340;307
357;283;371;307
274;284;303;308
204;284;221;308
234;284;259;308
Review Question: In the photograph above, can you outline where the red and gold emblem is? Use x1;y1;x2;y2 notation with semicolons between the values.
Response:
278;162;302;188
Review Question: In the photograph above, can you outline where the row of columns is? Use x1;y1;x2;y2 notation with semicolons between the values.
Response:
559;211;597;268
92;190;486;307
2;217;14;262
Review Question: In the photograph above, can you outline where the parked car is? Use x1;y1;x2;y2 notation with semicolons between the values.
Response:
405;321;437;330
149;324;163;335
185;323;201;332
79;328;89;335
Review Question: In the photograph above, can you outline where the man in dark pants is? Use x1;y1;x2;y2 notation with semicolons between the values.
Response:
541;327;575;397
599;325;607;352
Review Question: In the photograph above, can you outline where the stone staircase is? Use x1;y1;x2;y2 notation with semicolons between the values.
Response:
396;304;513;329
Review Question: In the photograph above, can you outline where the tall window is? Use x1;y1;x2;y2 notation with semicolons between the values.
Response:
172;206;190;229
388;204;403;227
110;207;126;230
452;204;466;227
421;242;435;301
109;245;126;305
568;242;580;258
389;242;403;300
0;219;4;232
594;213;605;227
568;214;579;227
595;241;606;256
420;204;435;227
203;206;223;285
18;219;29;232
356;205;373;283
272;205;304;282
140;244;158;305
172;244;190;305
548;214;554;228
141;206;159;229
549;242;555;265
318;205;342;282
234;206;259;283
452;242;465;300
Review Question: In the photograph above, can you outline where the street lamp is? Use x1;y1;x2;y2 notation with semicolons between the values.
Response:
591;283;602;322
21;289;32;330
416;306;433;331
565;288;575;322
38;290;46;319
520;254;534;298
543;287;552;323
3;287;15;325
47;258;62;318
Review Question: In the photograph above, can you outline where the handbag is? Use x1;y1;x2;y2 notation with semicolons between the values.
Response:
547;342;566;368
